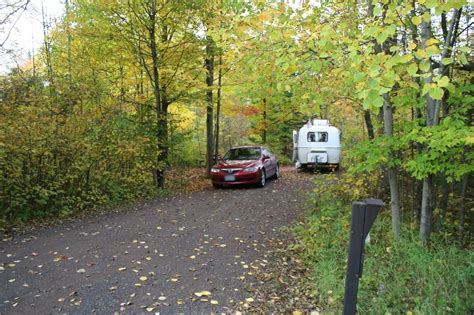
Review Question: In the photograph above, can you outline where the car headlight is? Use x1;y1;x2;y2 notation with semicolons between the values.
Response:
244;167;258;172
210;168;220;173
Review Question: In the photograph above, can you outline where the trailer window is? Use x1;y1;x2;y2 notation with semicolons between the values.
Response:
307;132;328;142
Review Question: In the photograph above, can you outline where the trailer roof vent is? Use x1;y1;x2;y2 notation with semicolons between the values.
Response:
313;119;330;126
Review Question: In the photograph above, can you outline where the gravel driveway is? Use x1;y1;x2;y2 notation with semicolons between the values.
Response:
0;167;313;314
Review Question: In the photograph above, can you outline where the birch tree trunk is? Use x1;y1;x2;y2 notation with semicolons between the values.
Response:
419;8;461;242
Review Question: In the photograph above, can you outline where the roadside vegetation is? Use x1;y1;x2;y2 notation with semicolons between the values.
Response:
295;174;473;313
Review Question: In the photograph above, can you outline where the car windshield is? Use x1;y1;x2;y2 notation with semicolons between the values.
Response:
224;148;261;160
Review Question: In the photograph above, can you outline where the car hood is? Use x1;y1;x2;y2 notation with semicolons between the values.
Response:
217;160;259;168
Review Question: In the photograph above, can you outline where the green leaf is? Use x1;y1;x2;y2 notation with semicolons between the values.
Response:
363;89;384;109
399;54;413;64
369;64;380;77
422;83;431;96
411;16;421;26
446;82;456;94
426;45;440;57
441;57;453;65
381;70;398;88
407;63;418;76
419;62;430;72
311;60;322;72
373;6;382;16
353;72;365;82
437;76;449;88
368;79;379;89
425;0;437;9
429;87;444;100
376;31;389;44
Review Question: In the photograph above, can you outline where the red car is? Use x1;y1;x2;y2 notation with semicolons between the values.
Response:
210;146;280;188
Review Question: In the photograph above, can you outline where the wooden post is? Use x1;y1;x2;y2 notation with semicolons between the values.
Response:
343;199;384;315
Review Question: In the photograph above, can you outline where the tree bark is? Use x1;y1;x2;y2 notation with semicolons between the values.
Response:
262;98;267;144
419;13;435;243
147;0;167;188
383;94;401;238
459;161;469;248
41;1;55;99
205;35;215;174
419;8;461;242
364;110;375;140
214;48;223;163
368;0;401;238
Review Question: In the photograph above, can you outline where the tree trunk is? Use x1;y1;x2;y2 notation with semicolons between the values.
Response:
459;166;469;248
368;1;401;238
419;8;461;243
262;98;267;143
205;35;215;174
419;15;435;243
214;48;223;163
420;175;433;242
148;0;166;189
364;110;375;140
383;94;401;238
41;1;55;99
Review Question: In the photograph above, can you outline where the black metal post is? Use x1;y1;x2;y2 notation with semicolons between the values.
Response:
343;199;383;315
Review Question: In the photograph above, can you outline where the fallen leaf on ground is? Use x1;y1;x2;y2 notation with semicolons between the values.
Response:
77;269;85;273
194;291;212;297
139;276;147;281
118;267;126;271
210;300;219;305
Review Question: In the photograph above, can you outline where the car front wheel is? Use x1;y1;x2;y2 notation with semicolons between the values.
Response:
257;169;266;188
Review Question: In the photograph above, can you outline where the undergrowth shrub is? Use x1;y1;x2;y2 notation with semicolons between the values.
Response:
295;173;473;313
0;106;161;227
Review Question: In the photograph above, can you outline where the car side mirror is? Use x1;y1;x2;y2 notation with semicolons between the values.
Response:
262;154;270;160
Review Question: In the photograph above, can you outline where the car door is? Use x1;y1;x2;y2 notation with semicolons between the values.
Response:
263;148;276;176
268;148;277;175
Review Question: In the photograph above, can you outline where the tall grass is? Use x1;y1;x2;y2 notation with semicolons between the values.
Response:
295;175;473;313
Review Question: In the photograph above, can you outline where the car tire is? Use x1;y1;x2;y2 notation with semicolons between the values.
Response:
213;183;221;189
272;164;280;179
257;169;266;188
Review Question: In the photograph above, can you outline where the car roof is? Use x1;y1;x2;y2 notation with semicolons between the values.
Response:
230;146;262;149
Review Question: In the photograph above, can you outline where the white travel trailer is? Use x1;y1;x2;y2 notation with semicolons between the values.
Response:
292;119;341;169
